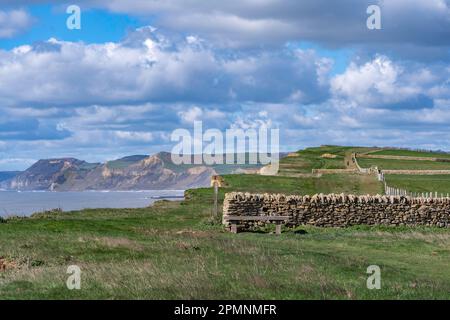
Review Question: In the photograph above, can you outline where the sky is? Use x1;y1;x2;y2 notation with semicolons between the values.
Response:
0;0;449;170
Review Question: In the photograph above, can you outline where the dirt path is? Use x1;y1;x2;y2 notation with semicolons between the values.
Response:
344;152;358;170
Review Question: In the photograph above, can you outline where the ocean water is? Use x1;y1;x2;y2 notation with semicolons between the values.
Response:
0;190;185;217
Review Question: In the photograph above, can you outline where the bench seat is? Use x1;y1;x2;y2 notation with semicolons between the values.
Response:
224;215;290;234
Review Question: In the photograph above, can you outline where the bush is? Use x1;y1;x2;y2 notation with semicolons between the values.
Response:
30;208;63;219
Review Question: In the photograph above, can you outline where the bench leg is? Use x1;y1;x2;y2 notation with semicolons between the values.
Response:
230;223;238;234
275;223;282;235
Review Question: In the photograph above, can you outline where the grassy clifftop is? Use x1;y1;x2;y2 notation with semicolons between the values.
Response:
0;145;449;299
1;192;450;299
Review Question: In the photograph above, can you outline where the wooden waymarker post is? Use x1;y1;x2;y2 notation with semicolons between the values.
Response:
210;175;222;219
214;183;218;219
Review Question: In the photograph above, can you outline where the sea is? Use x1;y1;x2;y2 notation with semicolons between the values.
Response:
0;190;185;217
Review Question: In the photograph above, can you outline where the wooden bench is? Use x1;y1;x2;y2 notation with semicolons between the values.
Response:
224;215;290;235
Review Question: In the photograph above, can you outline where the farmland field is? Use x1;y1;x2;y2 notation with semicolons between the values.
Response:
385;175;450;194
370;149;450;159
357;158;450;170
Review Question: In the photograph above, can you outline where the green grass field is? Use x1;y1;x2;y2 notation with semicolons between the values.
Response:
1;171;449;299
371;149;450;159
385;175;450;194
221;173;382;195
1;189;450;299
278;145;373;175
1;146;449;299
358;158;450;170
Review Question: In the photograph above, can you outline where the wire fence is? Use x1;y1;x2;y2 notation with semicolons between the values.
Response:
384;183;449;198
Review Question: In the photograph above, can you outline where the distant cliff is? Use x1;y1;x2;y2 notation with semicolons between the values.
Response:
3;152;261;191
0;171;21;184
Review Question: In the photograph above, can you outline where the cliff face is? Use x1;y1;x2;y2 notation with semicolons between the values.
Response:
8;158;96;191
0;171;21;183
6;153;218;191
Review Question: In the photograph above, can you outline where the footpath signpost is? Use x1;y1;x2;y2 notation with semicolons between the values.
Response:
210;176;221;219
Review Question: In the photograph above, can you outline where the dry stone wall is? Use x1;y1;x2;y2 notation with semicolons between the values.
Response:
382;170;450;175
223;192;450;228
311;169;359;174
357;154;450;162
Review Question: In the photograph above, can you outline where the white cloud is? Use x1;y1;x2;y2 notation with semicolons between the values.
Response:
0;27;329;108
331;56;446;109
177;106;225;123
0;9;32;38
332;56;401;106
115;131;154;142
178;106;203;123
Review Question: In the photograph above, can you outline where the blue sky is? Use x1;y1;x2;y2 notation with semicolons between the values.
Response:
0;4;141;49
0;1;449;170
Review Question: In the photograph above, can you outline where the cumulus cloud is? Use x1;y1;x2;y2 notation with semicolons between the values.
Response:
331;56;448;109
0;27;330;108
